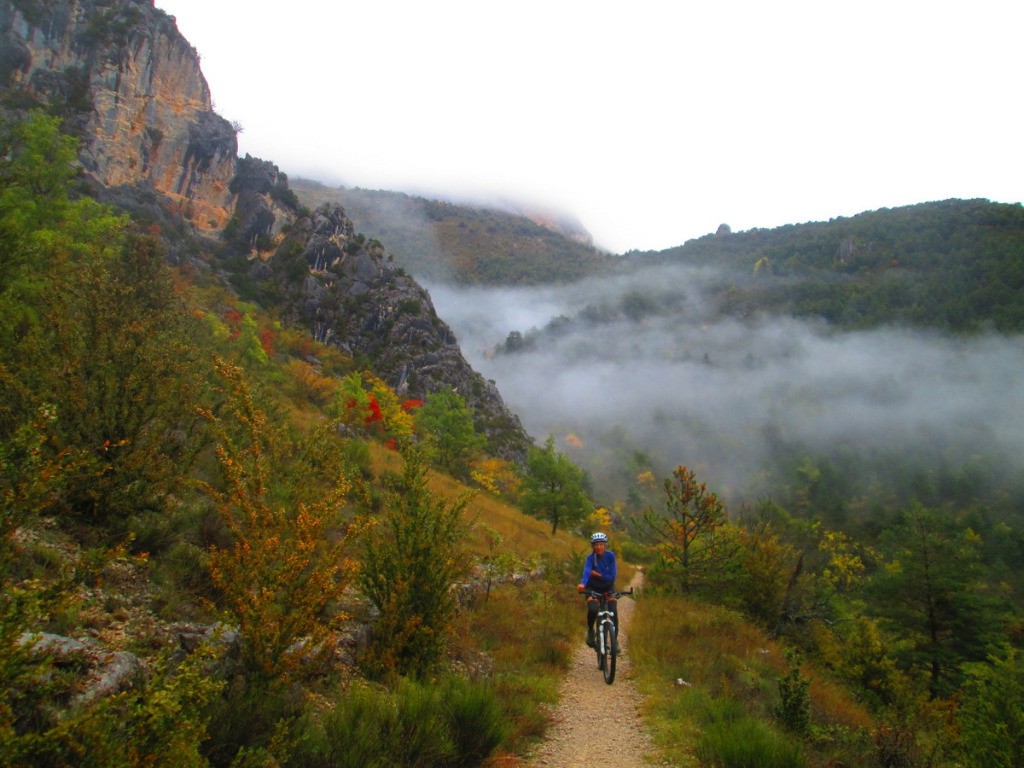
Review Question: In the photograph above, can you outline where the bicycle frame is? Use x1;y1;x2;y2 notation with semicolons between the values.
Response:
595;599;616;656
584;588;632;685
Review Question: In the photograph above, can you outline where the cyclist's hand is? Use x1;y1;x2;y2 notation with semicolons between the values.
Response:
577;584;585;593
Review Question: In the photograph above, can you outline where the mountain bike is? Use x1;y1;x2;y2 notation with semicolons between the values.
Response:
584;588;633;684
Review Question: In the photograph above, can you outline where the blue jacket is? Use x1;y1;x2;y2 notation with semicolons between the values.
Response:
581;549;617;591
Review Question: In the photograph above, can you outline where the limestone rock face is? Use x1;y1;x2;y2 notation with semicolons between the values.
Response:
0;0;236;230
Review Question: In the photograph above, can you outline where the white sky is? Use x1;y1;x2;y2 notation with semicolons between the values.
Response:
157;0;1023;254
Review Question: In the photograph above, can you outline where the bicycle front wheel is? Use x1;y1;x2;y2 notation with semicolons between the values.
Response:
602;623;617;684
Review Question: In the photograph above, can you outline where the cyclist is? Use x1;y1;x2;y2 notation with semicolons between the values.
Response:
577;531;619;650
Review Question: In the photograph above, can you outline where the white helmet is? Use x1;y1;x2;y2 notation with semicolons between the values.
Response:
590;532;608;544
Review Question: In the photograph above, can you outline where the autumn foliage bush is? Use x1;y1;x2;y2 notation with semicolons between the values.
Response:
202;359;361;680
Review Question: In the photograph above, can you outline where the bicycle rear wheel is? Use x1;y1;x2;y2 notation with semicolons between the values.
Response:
602;623;617;684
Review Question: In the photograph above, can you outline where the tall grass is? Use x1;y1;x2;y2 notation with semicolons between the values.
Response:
629;590;874;767
286;575;575;768
696;715;806;768
453;564;578;755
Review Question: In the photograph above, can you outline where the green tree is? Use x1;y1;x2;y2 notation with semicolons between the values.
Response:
1;112;79;254
414;389;485;478
1;113;124;325
519;436;590;534
737;520;800;628
1;112;205;526
45;234;207;523
868;502;1008;699
359;446;472;678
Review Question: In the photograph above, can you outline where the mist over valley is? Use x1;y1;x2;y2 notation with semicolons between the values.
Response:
426;259;1024;514
289;185;1024;518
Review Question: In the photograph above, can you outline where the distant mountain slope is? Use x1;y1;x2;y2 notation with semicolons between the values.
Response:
292;183;1024;334
291;179;614;285
629;199;1024;333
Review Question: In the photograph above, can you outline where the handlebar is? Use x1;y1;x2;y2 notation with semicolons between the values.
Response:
582;588;633;599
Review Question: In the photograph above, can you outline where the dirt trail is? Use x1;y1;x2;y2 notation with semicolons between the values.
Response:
526;571;662;768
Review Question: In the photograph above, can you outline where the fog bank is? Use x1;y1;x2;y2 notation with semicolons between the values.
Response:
425;264;1024;503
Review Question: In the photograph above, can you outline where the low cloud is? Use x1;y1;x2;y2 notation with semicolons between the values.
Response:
426;264;1024;504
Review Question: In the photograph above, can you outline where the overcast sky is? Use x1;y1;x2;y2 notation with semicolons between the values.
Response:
157;0;1023;253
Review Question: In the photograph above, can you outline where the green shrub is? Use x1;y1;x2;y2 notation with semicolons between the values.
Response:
340;438;372;477
157;541;213;597
358;448;471;678
775;650;811;735
127;510;178;556
398;298;422;316
957;649;1024;768
617;538;656;566
293;684;394;768
292;677;503;768
203;676;297;767
0;640;222;768
530;637;573;669
388;679;458;766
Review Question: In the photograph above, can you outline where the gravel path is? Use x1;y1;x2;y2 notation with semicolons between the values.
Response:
526;571;661;768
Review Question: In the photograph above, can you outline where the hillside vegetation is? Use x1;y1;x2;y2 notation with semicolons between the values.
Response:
313;185;1024;764
1;112;591;767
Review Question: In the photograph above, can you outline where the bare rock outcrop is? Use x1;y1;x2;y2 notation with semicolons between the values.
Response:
0;0;235;230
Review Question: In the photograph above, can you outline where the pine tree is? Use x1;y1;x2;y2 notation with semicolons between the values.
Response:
868;502;1009;698
636;465;737;593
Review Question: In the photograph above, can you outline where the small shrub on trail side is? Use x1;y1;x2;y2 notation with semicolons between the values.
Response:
776;649;811;735
358;446;471;679
290;677;506;768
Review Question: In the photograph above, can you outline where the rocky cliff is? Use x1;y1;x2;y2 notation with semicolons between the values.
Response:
0;0;235;230
0;0;532;460
227;156;531;459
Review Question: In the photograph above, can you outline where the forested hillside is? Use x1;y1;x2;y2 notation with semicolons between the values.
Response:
289;187;1024;335
631;199;1024;333
420;190;1024;767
